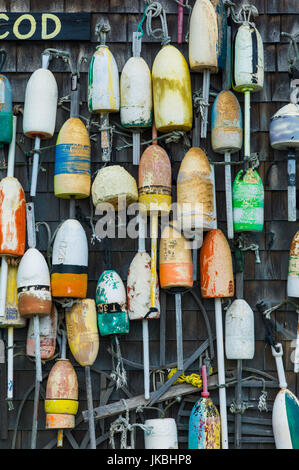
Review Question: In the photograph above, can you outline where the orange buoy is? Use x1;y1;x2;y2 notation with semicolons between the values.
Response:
45;359;78;430
159;221;193;290
200;229;234;298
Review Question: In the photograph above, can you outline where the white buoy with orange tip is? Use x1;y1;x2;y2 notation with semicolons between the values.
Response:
200;228;234;449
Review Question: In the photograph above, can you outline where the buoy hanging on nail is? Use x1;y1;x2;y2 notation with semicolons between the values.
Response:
66;298;99;366
17;248;52;317
287;231;299;298
26;305;57;359
45;359;79;430
54;118;91;199
225;299;254;360
144;418;178;449
177;147;216;237
0;73;13;146
127;252;160;320
152;44;192;133
200;228;234;299
51;219;88;298
232;168;264;232
96;270;129;336
92;165;138;210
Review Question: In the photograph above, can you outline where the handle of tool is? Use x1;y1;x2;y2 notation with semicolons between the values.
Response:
142;319;150;400
244;91;250;159
201;364;209;398
30;136;41;198
100;113;111;162
271;343;287;389
287;155;296;222
201;69;210;139
175;293;184;372
85;365;97;449
177;1;184;44
225;152;234;239
215;298;229;449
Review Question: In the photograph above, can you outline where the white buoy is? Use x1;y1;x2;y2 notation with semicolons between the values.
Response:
225;299;254;360
144;418;178;449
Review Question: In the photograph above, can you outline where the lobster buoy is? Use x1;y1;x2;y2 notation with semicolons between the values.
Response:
66;299;99;367
88;45;119;113
287;231;299;298
127;252;160;320
0;74;13;146
269;103;299;150
91;165;138;210
211;90;243;154
225;299;254;360
26;305;57;359
54;118;91;199
152;45;192;133
232;169;264;232
0;264;25;328
96;270;129;336
144;418;178;449
138;143;172;214
232;23;264;93
189;0;227;73
120;57;152;128
0;177;26;256
159;221;193;290
200;229;234;298
23;68;58;139
177;147;216;236
17;248;52;318
51;219;88;298
45;359;78;430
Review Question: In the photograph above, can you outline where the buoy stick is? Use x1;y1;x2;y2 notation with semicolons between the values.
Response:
177;0;184;44
132;32;142;166
294;313;299;373
244;90;250;158
85;365;97;449
201;69;210;139
7;327;13;404
33;315;42;382
225;151;234;239
271;343;287;389
192;75;200;280
215;297;228;449
31;379;40;449
100;113;110;162
287;149;296;221
175;293;184;372
30;136;41;198
150;214;158;309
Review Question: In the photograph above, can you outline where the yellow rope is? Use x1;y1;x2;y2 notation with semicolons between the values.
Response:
167;367;213;389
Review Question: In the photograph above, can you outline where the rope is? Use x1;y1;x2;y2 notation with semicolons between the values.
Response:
281;32;299;74
224;1;259;26
167;368;204;388
110;336;127;389
115;129;188;151
145;1;171;45
230;399;253;414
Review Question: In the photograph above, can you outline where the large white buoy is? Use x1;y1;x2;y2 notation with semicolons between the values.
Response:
51;219;88;299
23;68;58;140
225;299;254;360
144;418;178;449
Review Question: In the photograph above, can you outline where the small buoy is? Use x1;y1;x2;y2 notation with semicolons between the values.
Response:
23;68;58;139
88;45;119;113
232;23;264;93
54;118;91;199
96;270;129;336
17;248;52;318
152;45;192;133
189;0;227;73
200;229;234;298
45;359;78;430
92;165;138;210
120;57;152;128
232;169;264;232
159;221;193;290
0;264;26;328
26;305;57;359
177;147;216;235
0;177;26;256
287;231;299;298
51;219;88;298
0;74;13;146
127;252;160;320
225;299;254;360
144;418;178;449
66;299;99;367
211;90;243;154
138;144;172;214
269;103;299;150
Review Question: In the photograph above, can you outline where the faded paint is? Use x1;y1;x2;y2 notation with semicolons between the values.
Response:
232;169;264;232
0;264;26;328
270;103;299;150
26;305;57;359
0;177;26;256
287;231;299;298
273;388;299;449
144;418;178;449
188;397;221;449
66;298;99;367
200;228;234;298
0;74;13;145
92;164;138;210
225;299;255;360
152;45;192;133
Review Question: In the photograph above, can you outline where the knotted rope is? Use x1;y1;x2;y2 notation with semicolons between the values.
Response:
145;1;171;45
110;336;127;389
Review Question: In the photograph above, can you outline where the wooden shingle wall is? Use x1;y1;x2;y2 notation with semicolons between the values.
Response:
0;0;298;449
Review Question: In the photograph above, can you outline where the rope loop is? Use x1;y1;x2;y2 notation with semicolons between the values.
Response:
145;1;171;45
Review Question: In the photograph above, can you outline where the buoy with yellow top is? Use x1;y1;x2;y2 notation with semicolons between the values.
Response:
0;50;13;147
200;228;234;449
211;90;243;239
189;0;227;138
160;220;193;373
88;22;119;162
66;298;99;449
